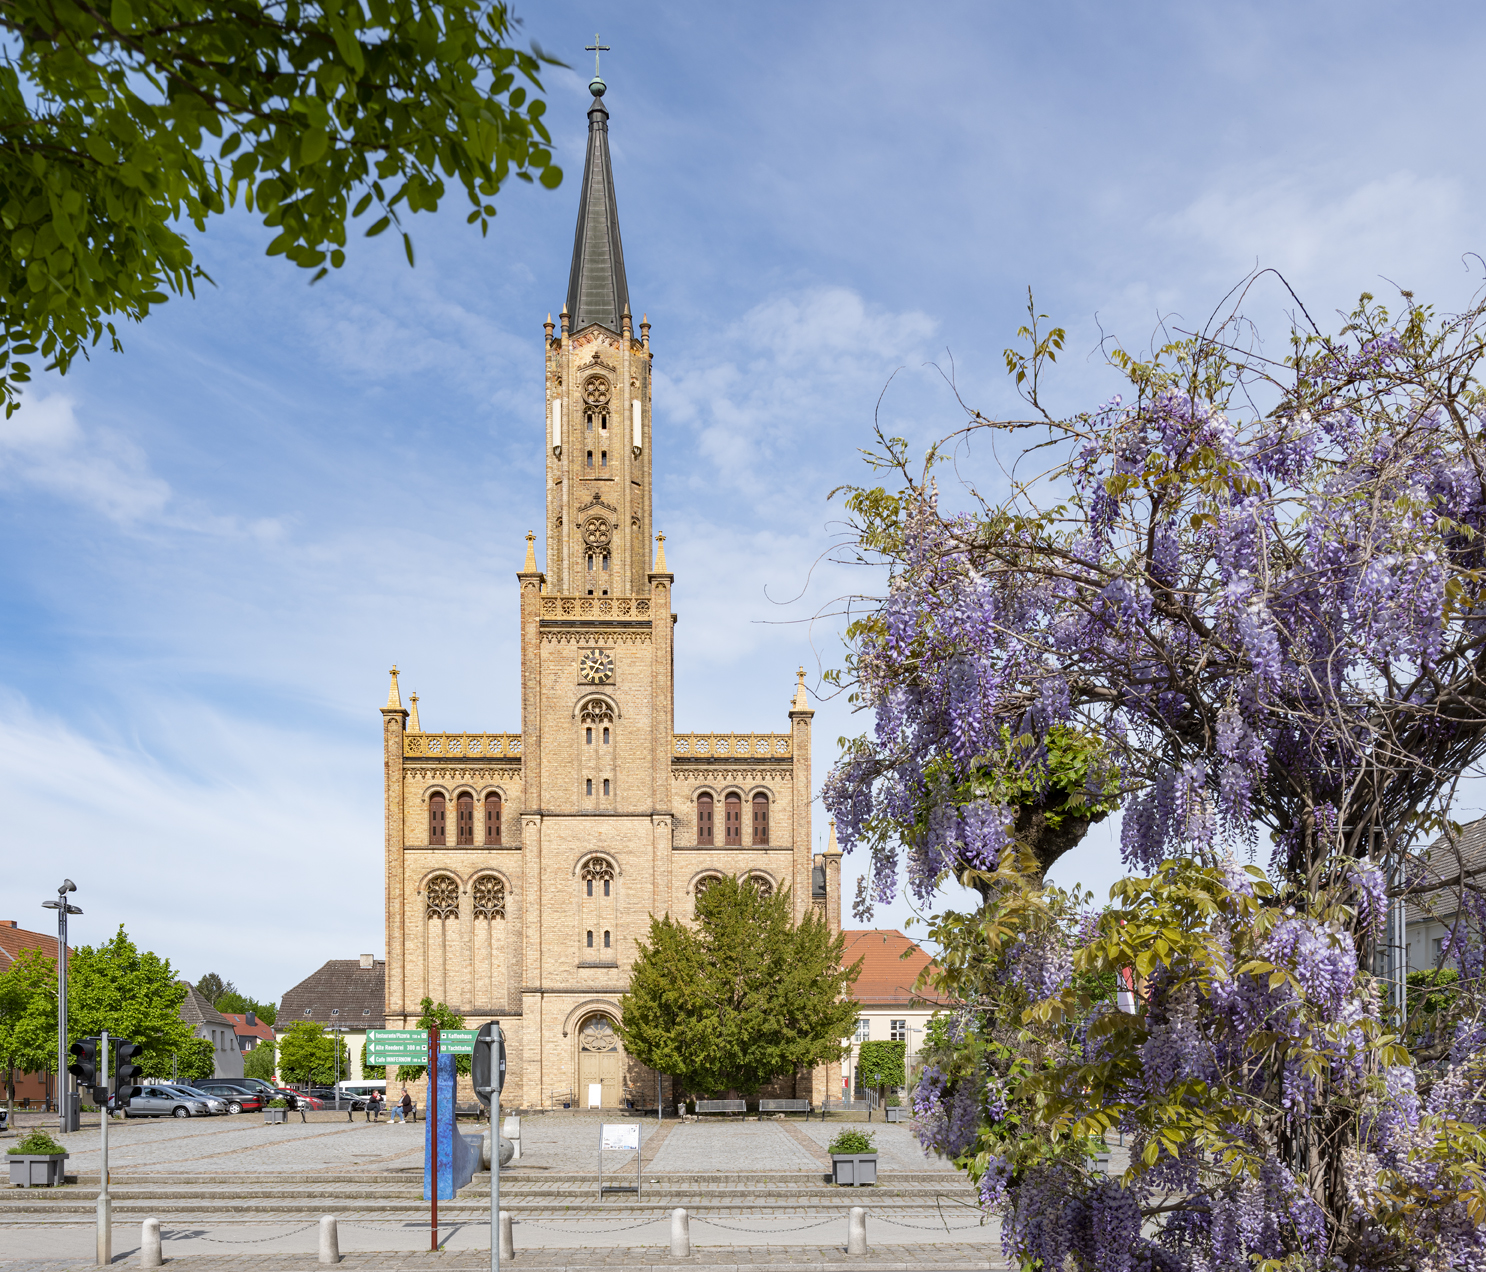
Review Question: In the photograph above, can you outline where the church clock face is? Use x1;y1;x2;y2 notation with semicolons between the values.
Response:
579;649;614;684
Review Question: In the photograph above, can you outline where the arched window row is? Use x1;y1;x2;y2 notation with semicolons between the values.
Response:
694;791;770;846
691;870;776;911
427;790;504;846
422;871;510;921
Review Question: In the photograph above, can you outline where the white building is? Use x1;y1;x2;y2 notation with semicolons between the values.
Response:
179;982;244;1080
839;929;945;1103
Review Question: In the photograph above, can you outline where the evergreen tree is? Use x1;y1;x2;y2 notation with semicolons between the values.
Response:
618;877;861;1097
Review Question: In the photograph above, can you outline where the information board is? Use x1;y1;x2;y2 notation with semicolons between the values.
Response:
599;1123;640;1151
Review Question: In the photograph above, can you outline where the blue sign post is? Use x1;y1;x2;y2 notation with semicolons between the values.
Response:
424;1051;483;1205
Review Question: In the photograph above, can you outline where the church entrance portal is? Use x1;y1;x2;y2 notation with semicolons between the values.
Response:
577;1014;621;1108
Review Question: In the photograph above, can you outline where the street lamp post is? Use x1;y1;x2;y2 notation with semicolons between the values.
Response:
326;1024;350;1114
42;880;82;1134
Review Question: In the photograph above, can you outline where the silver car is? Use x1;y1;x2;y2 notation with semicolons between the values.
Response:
160;1085;228;1115
126;1086;208;1118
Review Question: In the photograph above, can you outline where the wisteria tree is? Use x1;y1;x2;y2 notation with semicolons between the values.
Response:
823;282;1486;1270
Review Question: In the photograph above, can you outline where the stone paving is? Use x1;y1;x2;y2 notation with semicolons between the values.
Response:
0;1243;1007;1271
0;1114;1008;1267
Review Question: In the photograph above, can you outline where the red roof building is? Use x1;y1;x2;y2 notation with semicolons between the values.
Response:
839;929;946;1102
220;1011;277;1054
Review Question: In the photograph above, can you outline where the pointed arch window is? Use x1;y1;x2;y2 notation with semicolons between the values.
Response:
697;794;714;846
429;793;446;845
485;793;502;845
724;793;742;845
456;792;474;845
752;794;769;845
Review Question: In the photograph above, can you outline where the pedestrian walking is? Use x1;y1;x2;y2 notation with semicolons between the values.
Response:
298;1092;310;1123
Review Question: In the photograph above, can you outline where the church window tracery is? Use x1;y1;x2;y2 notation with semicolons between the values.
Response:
725;793;742;845
472;875;506;919
456;792;474;845
697;793;714;845
425;874;459;919
580;698;614;723
582;857;615;885
485;792;502;845
429;793;446;845
747;873;774;899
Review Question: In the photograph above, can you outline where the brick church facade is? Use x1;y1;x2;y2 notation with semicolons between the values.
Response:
381;74;843;1110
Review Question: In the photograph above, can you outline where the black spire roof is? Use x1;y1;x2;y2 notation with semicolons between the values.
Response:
564;78;630;335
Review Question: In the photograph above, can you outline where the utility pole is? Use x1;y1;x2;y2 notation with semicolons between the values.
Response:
42;880;81;1134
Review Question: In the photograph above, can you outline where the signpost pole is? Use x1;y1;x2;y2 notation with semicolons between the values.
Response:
492;1071;500;1272
96;1031;109;1267
429;1027;440;1252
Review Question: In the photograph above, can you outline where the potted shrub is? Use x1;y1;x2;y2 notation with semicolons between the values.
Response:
264;1098;289;1125
8;1129;69;1187
884;1095;904;1123
827;1129;878;1186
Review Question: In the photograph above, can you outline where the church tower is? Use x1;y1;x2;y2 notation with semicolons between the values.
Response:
545;76;653;596
380;72;840;1112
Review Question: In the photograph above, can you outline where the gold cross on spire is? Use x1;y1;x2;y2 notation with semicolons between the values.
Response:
586;34;610;78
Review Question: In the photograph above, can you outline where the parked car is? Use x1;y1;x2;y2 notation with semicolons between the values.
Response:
307;1087;365;1110
159;1085;229;1115
190;1082;263;1113
125;1087;208;1118
227;1077;283;1102
274;1088;321;1110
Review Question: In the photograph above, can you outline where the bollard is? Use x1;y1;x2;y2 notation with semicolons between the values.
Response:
499;1209;514;1259
318;1215;340;1265
503;1114;522;1162
670;1207;691;1257
847;1206;867;1256
138;1217;162;1269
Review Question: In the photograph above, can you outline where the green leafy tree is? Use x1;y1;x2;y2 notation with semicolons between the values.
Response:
67;928;200;1078
243;1040;277;1082
277;1022;349;1085
619;876;862;1097
395;997;467;1080
169;1036;216;1082
856;1040;906;1100
194;973;235;1005
215;992;276;1026
0;0;562;413
0;948;57;1109
359;1040;385;1081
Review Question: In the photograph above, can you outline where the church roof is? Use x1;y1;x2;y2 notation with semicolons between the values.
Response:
565;78;630;336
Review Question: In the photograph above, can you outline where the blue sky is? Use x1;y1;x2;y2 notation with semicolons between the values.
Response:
5;0;1486;1002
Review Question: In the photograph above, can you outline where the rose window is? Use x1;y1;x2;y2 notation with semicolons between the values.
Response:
425;875;459;920
472;875;505;920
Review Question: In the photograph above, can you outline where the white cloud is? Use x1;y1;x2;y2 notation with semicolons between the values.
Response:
0;691;380;997
0;391;171;523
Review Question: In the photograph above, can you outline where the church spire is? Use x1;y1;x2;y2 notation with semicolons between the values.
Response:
564;75;629;335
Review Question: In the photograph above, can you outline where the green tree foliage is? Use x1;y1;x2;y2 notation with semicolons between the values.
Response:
0;0;562;413
170;1036;216;1082
277;1022;349;1085
195;973;234;1004
618;876;862;1097
0;948;57;1105
68;928;200;1077
855;1040;906;1097
243;1041;277;1082
213;991;277;1025
359;1040;385;1081
395;997;467;1080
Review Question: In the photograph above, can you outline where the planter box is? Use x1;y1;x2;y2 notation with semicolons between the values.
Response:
831;1153;877;1186
884;1106;904;1123
8;1153;68;1188
263;1109;287;1124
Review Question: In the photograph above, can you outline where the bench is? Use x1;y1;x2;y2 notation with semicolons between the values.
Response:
758;1099;811;1114
455;1103;486;1121
693;1099;747;1115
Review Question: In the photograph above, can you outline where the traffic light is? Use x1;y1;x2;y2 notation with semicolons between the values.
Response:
67;1037;98;1089
113;1040;144;1103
